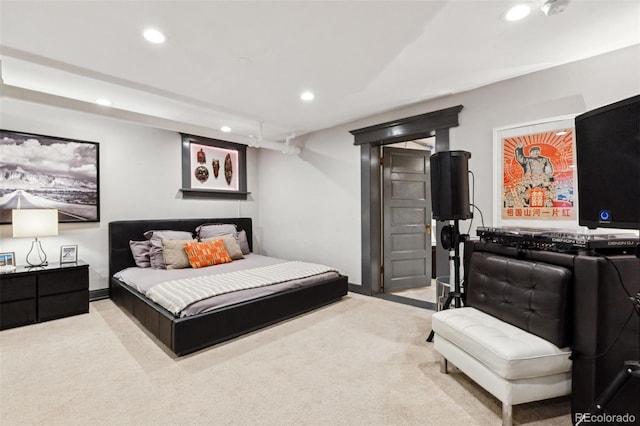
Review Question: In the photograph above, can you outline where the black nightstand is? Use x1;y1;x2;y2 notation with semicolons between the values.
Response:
0;261;89;330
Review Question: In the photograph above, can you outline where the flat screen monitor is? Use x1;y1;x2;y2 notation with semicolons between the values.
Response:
574;95;640;230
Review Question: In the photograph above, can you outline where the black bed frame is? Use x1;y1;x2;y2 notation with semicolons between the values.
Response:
109;217;348;356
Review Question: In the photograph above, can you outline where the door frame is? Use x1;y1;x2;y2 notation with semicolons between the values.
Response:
349;105;463;295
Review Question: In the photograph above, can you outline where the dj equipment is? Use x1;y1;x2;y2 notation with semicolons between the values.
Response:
476;227;639;254
430;151;472;220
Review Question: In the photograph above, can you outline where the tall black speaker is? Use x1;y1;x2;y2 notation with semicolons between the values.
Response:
430;150;472;220
575;95;640;230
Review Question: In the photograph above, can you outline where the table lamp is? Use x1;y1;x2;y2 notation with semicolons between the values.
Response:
12;209;59;266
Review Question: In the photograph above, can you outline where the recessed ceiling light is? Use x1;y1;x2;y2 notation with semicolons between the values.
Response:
143;28;166;44
221;126;231;133
504;4;531;21
540;0;571;16
300;91;315;101
96;98;112;106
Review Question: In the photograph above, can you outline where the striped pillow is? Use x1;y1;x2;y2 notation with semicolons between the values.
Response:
184;239;232;269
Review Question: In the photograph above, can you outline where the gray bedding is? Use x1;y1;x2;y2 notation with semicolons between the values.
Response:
113;254;340;317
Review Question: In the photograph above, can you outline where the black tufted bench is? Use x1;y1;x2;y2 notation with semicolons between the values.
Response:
431;252;573;426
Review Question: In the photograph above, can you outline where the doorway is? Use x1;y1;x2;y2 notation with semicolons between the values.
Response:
349;105;463;309
381;141;436;307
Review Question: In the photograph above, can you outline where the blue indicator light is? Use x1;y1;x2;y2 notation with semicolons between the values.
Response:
599;210;611;221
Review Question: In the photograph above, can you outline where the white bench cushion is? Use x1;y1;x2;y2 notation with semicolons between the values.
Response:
432;307;571;380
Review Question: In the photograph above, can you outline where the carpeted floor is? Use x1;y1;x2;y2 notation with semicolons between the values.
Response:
0;293;571;425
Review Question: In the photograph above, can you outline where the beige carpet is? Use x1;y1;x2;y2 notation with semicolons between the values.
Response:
0;293;571;425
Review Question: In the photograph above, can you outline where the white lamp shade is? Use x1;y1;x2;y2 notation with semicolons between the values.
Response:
12;209;59;238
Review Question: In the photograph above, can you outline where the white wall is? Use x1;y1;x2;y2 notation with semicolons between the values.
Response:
257;45;640;286
0;99;260;290
256;125;361;282
2;46;638;291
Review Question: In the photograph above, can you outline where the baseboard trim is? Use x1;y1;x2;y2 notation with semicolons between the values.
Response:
375;293;436;310
89;288;110;301
348;282;368;295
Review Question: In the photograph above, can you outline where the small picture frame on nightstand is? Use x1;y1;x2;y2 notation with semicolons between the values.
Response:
60;245;78;264
0;252;16;272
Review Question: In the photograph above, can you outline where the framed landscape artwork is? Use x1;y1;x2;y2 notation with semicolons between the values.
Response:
0;252;16;267
493;115;577;229
0;130;100;224
60;244;78;263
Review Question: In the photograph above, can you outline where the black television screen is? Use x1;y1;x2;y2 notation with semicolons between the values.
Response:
575;95;640;230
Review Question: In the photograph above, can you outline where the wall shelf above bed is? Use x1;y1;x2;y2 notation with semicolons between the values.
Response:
180;133;249;199
179;188;251;200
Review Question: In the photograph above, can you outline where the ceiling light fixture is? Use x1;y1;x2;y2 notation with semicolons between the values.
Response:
221;126;231;133
300;91;315;101
96;98;112;106
143;28;166;44
539;0;571;16
504;4;531;21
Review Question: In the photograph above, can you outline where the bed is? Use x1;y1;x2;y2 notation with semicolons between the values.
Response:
109;217;348;356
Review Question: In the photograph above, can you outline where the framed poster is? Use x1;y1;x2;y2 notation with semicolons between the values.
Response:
493;115;577;229
180;133;249;199
0;130;100;224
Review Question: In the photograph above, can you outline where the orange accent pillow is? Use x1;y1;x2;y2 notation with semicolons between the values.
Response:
183;239;232;269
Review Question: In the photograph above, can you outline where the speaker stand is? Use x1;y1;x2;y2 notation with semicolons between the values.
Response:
427;220;465;342
576;360;640;425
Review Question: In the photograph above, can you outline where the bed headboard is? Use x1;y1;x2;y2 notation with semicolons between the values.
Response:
108;217;253;277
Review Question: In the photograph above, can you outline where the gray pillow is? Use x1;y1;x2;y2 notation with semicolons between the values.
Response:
162;239;196;269
203;234;244;260
196;223;238;241
144;230;194;269
238;230;251;255
129;240;151;268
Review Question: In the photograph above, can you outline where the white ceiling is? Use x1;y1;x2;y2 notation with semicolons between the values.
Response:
1;0;639;146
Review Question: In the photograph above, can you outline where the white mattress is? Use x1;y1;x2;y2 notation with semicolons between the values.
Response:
113;253;340;317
